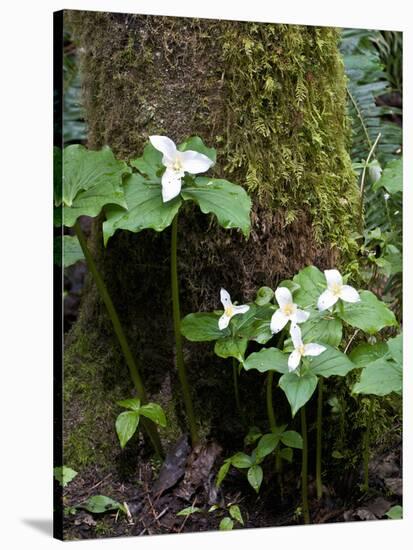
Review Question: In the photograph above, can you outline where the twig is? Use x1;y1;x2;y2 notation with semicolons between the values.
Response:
84;473;112;499
145;492;161;528
344;329;360;354
359;132;382;223
154;507;169;521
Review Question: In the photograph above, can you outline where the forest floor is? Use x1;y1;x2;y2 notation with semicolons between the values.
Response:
62;434;402;540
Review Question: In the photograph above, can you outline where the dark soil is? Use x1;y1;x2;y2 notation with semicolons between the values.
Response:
62;434;402;540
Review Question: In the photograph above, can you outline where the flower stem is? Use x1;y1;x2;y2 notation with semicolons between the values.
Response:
232;358;244;423
315;378;324;500
300;405;310;524
74;221;163;458
266;372;283;479
362;398;374;492
170;215;199;446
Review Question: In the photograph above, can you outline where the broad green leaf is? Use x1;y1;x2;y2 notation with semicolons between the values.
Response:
53;466;78;487
179;136;217;164
63;145;129;227
130;143;163;180
292;266;325;308
255;286;274;306
181;177;251;238
387;333;402;365
54;146;62;206
338;290;397;334
216;460;231;487
352;358;402;396
243;348;289;374
231;452;253;469
256;433;280;460
309;345;357;378
385;505;403;519
181;312;229;341
115;411;140;449
279;447;293;462
280;430;303;449
140;403;167;427
247;464;263;493
283;310;342;349
79;495;125;514
176;506;202;517
279;371;318;417
372;158;402;194
278;280;301;294
103;173;181;245
214;336;248;362
219;517;234;530
54;235;85;268
349;342;389;367
229;505;244;525
117;398;141;411
232;303;274;344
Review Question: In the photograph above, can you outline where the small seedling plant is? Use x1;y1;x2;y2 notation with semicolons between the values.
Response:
181;265;400;523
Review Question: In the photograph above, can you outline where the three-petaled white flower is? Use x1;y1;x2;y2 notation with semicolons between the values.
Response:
149;135;214;203
317;269;360;311
270;287;310;334
288;324;326;372
218;288;250;330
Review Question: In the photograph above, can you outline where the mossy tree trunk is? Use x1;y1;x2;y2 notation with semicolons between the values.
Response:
64;11;360;470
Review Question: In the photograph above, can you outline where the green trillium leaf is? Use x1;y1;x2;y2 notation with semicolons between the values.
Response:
255;286;274;306
385;505;403;520
62;145;130;227
387;333;402;365
139;403;167;427
352;358;402;396
103;173;181;245
53;466;78;487
247;464;263;493
372;157;402;194
231;452;254;469
231;303;274;344
243;347;289;374
337;290;398;334
78;495;125;514
214;336;248;362
181;312;229;341
292;266;325;308
349;342;389;367
117;398;141;411
283;310;342;348
53;235;85;268
256;433;280;460
178;136;217;164
115;410;140;449
219;517;234;531
280;430;303;449
309;344;357;378
181;176;252;238
279;447;293;462
216;460;231;487
279;370;318;417
54;146;62;207
229;504;244;525
129;142;163;180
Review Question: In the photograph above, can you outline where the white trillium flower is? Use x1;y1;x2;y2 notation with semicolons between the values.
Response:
288;324;326;372
317;269;360;311
149;135;214;203
218;288;250;330
270;287;310;334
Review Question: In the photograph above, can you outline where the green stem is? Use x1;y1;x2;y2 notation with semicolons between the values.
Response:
316;378;323;500
170;215;199;446
232;359;244;423
300;406;310;524
362;398;374;492
266;372;276;432
74;221;163;458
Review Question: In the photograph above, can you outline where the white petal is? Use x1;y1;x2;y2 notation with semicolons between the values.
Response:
339;285;360;303
288;350;301;372
220;288;232;308
161;169;182;202
270;309;288;334
149;135;177;162
303;343;326;357
290;323;303;349
233;304;250;315
275;286;293;308
179;150;214;174
324;269;343;289
218;313;231;330
317;289;338;311
293;309;310;324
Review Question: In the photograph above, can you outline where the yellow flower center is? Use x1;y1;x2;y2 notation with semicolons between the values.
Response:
172;158;183;172
225;305;234;317
331;283;342;296
283;303;295;317
298;345;305;356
